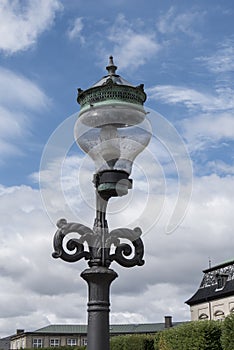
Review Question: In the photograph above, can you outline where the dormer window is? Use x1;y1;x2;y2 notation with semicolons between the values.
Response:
215;273;228;291
217;276;223;289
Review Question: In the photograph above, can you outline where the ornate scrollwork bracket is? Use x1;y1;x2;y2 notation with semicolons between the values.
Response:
52;171;145;268
107;227;144;268
52;218;93;263
52;218;144;268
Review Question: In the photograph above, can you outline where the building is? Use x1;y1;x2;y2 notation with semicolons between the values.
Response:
186;259;234;321
10;317;182;349
0;336;11;350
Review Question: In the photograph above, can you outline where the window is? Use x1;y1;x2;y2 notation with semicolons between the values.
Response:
50;339;60;347
33;339;43;348
67;339;77;346
199;313;209;320
215;274;228;291
82;338;87;346
214;310;225;321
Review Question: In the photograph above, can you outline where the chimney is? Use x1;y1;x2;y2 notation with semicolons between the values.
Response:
164;316;172;328
16;329;24;335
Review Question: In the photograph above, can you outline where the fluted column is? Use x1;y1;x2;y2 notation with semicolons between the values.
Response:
81;266;118;350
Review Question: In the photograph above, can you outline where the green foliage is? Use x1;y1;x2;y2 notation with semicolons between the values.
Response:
23;320;226;350
154;332;160;350
157;321;222;350
158;333;171;350
124;335;146;350
110;334;154;350
110;335;126;350
145;335;155;350
221;312;234;350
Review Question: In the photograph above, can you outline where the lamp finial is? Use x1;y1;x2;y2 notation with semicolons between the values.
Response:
106;56;117;75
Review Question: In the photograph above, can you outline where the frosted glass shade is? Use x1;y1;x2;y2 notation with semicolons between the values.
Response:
74;104;152;175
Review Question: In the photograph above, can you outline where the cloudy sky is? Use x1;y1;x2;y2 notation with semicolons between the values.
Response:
0;0;234;338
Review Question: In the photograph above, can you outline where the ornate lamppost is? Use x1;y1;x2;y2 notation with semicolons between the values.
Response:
52;57;152;350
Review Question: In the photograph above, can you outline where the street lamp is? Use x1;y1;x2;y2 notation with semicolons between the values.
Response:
52;56;152;350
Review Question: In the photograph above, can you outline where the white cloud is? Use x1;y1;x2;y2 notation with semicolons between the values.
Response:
181;112;234;150
0;67;50;158
0;67;50;110
147;85;234;112
35;108;193;234
206;160;234;176
197;38;234;73
0;0;234;340
0;106;25;138
157;6;204;41
0;106;27;158
0;0;62;54
105;14;160;71
2;166;234;336
147;52;234;154
0;115;234;334
67;17;85;44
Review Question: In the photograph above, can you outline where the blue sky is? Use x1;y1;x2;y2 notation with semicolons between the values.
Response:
1;0;234;185
0;0;234;338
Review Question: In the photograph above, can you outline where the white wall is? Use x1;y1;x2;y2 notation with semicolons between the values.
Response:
190;295;234;321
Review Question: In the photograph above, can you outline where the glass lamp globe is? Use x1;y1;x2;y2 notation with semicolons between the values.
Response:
74;57;152;198
74;104;151;175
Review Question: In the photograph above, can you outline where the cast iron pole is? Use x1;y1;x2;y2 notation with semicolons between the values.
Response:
81;267;117;350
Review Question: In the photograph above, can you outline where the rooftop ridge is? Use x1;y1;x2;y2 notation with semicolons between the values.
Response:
203;258;234;273
35;322;166;330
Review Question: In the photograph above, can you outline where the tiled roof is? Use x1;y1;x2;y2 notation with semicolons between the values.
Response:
35;325;87;334
186;259;234;306
34;322;184;335
203;259;234;273
109;323;165;334
186;273;234;305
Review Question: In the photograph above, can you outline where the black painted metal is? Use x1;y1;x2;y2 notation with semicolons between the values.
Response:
52;170;144;268
52;56;148;350
93;170;132;199
81;267;118;350
52;216;144;268
52;169;145;350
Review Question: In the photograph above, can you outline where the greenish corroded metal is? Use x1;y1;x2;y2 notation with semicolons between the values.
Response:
77;56;146;111
77;80;146;110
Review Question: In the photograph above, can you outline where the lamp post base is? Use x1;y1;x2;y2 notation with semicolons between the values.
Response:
81;266;118;350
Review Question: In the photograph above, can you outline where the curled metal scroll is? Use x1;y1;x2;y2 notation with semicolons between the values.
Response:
107;227;144;268
52;218;93;262
53;219;144;268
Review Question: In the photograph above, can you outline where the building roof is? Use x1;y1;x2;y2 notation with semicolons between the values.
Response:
203;258;234;273
186;279;234;305
35;325;87;335
109;323;166;334
10;320;186;339
34;323;171;335
0;336;11;350
186;259;234;306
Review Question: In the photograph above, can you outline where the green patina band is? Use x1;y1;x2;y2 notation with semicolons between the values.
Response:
97;182;129;197
77;80;146;110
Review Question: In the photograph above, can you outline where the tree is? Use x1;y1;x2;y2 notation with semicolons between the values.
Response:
221;313;234;350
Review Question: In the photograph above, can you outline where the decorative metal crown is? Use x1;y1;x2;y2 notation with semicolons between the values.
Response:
77;56;146;111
